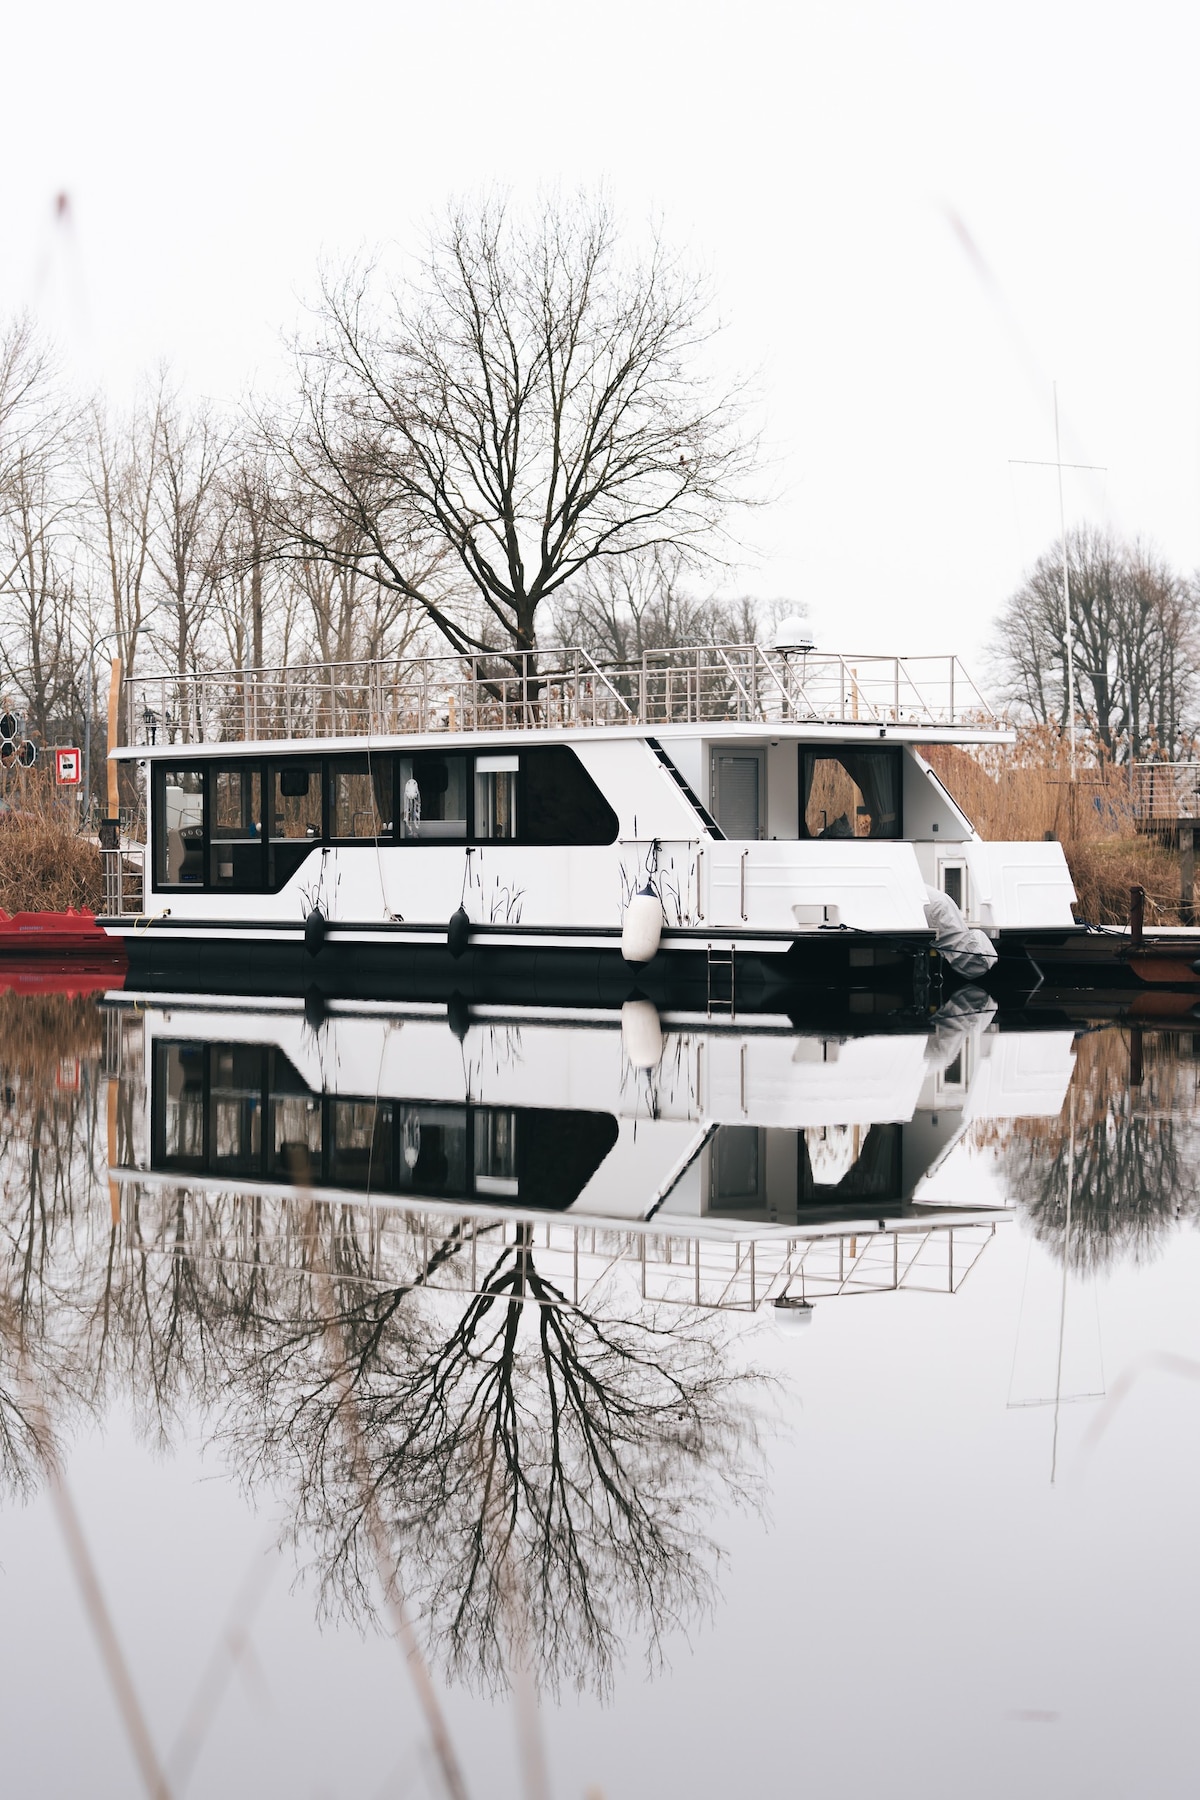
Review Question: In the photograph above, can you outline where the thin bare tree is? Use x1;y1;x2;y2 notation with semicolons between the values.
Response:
990;525;1200;759
148;388;231;694
274;192;756;656
82;382;164;686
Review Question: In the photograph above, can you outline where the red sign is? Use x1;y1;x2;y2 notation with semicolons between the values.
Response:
54;747;81;785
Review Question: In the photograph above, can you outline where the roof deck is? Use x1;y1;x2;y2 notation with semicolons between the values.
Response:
123;643;1000;749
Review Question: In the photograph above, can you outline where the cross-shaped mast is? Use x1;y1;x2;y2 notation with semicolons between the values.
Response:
1011;384;1106;781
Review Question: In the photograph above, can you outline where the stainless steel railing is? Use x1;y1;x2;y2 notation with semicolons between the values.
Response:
101;846;145;917
122;645;1000;747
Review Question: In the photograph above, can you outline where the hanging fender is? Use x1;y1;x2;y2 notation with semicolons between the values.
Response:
304;908;327;958
447;905;471;959
621;882;663;965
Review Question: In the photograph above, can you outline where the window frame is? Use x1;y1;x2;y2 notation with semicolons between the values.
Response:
151;761;209;892
798;745;904;843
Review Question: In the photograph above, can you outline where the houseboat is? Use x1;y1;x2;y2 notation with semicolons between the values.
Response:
100;643;1078;1012
104;991;1074;1306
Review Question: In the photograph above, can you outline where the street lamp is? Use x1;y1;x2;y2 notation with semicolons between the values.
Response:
81;639;111;827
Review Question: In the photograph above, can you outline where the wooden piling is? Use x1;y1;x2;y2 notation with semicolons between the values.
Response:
1129;884;1145;948
1182;822;1195;926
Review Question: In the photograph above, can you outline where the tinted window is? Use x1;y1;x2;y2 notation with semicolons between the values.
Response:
154;766;205;887
210;765;263;891
399;753;468;840
330;754;394;842
269;759;324;888
800;749;902;840
522;746;618;846
475;754;519;841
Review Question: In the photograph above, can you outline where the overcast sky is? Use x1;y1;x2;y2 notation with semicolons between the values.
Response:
1;0;1195;673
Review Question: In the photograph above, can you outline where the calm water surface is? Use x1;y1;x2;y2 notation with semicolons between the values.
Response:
1;990;1197;1799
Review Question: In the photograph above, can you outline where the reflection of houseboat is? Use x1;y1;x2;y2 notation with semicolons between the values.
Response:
100;647;1076;1010
107;995;1074;1312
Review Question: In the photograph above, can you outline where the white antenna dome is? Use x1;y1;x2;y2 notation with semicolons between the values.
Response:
774;615;814;652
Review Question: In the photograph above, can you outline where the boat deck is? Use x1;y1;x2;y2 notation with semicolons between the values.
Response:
121;643;1000;747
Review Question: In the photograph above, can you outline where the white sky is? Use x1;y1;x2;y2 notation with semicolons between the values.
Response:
1;0;1196;676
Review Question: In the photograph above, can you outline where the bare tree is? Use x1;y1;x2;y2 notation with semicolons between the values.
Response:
551;543;792;659
82;383;164;686
275;193;755;656
0;368;81;742
990;526;1200;759
148;388;230;691
0;316;55;490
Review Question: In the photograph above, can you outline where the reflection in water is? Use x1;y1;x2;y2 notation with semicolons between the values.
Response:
990;1028;1200;1270
216;1217;765;1695
11;987;1188;1703
0;994;106;1498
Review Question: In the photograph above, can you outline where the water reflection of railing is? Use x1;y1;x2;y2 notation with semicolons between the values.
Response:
105;1183;1005;1313
122;646;1000;747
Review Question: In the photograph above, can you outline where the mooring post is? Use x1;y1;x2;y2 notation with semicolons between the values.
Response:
1129;884;1145;949
1182;822;1195;926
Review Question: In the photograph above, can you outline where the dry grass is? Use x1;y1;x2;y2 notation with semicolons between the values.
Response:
925;729;1188;925
0;776;102;915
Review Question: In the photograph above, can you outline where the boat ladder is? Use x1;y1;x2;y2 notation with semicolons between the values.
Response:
707;944;736;1018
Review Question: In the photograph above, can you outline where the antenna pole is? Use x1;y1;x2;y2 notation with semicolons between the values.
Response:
1054;384;1077;782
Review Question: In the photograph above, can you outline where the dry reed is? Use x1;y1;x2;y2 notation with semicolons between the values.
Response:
0;775;102;915
924;729;1187;925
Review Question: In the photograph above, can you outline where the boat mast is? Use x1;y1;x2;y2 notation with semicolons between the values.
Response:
1011;387;1107;786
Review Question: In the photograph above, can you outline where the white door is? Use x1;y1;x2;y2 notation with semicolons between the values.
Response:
711;750;764;840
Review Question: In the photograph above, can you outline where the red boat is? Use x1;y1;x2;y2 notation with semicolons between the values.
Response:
0;907;119;955
0;912;128;998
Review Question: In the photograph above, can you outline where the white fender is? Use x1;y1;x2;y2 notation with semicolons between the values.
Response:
621;885;663;964
621;998;664;1069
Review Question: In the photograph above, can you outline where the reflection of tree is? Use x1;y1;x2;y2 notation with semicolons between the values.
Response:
0;994;106;1495
987;1028;1200;1270
221;1223;766;1696
0;1004;767;1698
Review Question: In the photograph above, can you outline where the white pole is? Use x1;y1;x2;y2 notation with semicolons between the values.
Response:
1051;1087;1075;1485
1054;383;1077;782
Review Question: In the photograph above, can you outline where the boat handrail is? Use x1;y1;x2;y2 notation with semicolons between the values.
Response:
121;644;1000;747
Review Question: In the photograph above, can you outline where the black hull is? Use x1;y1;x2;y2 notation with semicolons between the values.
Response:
116;927;950;1019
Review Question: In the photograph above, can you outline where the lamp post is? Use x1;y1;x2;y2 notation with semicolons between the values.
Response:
81;639;109;828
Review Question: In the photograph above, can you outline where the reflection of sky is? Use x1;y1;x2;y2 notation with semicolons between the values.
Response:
4;1211;1200;1797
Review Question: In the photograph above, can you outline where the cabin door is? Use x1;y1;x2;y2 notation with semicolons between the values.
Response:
711;750;764;840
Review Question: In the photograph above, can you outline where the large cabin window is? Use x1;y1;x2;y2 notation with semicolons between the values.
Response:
522;745;618;845
331;754;393;842
399;752;468;840
154;765;205;887
800;748;902;840
150;742;620;894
